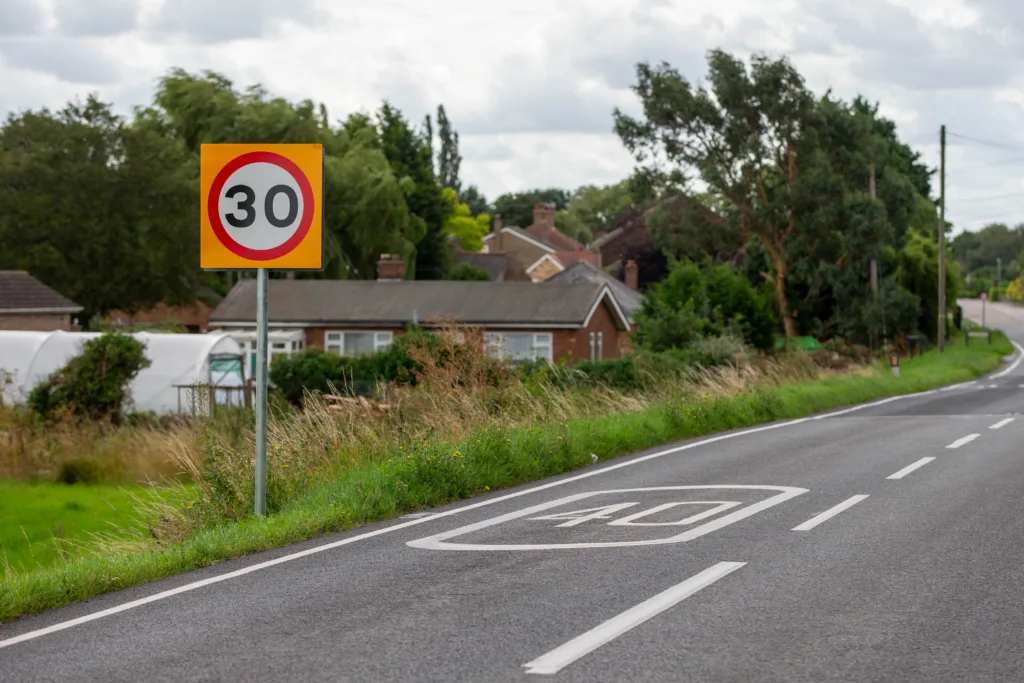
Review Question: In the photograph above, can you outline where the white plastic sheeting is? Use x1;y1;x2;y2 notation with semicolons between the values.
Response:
0;330;244;414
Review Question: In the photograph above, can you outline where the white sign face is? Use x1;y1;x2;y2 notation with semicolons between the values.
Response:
407;485;807;551
217;161;306;252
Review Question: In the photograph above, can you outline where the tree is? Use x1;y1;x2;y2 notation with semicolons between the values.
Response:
635;259;777;351
492;188;571;228
436;104;461;192
0;96;198;322
144;69;415;282
951;222;1024;274
459;185;489;216
553;182;636;244
614;51;825;338
378;102;453;279
442;187;490;251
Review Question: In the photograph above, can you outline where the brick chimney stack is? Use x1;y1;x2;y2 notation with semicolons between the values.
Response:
376;253;405;281
492;213;502;232
624;259;638;290
533;202;556;227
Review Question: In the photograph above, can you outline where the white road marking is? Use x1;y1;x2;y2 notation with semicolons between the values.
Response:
989;384;1000;389
607;501;742;527
407;486;807;551
791;495;869;531
989;418;1015;430
990;341;1024;379
812;391;935;419
886;457;935;479
522;562;745;675
400;513;434;519
0;374;988;649
947;434;980;448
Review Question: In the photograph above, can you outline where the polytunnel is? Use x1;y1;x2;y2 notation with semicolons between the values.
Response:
0;330;245;414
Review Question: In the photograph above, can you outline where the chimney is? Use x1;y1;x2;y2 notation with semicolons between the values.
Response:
624;259;638;290
377;253;405;281
533;202;555;227
492;213;502;233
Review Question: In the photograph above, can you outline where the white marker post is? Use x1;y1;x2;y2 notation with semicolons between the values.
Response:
200;144;324;516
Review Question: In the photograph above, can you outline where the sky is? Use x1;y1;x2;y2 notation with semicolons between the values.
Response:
2;0;1024;235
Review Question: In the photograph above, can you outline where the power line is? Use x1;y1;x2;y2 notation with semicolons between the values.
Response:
951;189;1024;203
945;131;1024;154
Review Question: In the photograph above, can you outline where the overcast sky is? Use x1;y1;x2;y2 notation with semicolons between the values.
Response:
2;0;1023;234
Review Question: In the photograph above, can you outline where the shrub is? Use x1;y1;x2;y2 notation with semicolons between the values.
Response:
635;259;777;351
27;332;151;423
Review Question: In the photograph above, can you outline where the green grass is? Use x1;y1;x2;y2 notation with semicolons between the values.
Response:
0;332;1014;623
0;483;189;574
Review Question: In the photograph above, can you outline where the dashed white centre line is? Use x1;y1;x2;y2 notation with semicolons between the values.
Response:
523;562;745;675
989;418;1015;430
946;434;980;449
791;495;869;531
886;457;935;480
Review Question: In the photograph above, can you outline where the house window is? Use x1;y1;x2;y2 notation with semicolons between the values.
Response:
325;331;393;357
484;332;553;363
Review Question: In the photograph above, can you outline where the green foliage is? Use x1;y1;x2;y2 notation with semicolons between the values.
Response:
435;104;461;192
378;103;453;279
459;186;489;216
0;96;198;322
441;187;490;251
898;229;959;340
635;260;777;351
28;332;151;423
446;263;491;281
555;181;636;244
952;222;1024;274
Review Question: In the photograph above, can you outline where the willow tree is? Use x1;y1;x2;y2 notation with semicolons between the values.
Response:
614;49;827;338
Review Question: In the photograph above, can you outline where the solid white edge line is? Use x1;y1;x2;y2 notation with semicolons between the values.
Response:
990;418;1015;430
946;433;980;448
0;362;999;649
886;457;935;479
990;341;1024;379
791;495;869;531
522;562;745;675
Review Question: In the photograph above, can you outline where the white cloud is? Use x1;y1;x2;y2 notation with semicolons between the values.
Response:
2;0;1024;235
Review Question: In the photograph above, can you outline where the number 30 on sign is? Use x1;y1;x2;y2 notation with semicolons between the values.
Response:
200;144;324;270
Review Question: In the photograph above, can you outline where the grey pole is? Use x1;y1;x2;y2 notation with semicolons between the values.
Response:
937;125;946;353
254;267;269;516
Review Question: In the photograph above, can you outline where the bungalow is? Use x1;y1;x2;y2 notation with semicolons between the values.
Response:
481;203;600;281
546;260;643;326
0;271;82;331
208;255;633;375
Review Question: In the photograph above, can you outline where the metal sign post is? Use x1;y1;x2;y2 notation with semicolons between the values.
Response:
981;291;987;328
200;144;324;516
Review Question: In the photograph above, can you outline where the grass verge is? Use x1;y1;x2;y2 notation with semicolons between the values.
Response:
0;482;186;573
0;332;1014;623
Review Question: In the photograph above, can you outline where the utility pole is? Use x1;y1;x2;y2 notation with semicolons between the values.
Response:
997;257;1002;288
937;125;947;353
869;163;880;351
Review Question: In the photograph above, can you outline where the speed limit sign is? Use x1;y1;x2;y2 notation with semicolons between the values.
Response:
200;144;323;270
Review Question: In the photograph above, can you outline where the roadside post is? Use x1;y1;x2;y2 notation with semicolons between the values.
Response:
981;291;987;328
200;144;324;516
890;353;900;377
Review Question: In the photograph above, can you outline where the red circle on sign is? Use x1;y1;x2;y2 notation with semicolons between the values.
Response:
208;151;315;261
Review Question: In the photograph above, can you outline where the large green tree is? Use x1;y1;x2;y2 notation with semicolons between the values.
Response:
614;50;827;338
0;96;197;322
377;102;453;279
435;104;461;192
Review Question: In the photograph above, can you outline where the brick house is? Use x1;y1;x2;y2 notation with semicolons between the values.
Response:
0;271;83;331
106;288;224;333
208;255;632;371
546;260;643;326
592;195;727;272
480;203;600;282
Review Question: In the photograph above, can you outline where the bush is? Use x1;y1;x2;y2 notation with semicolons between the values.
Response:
635;259;777;351
27;332;151;423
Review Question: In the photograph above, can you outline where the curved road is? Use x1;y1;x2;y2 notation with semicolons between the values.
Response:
2;300;1023;682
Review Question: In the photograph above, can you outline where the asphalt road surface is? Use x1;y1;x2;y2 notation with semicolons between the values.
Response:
2;300;1023;682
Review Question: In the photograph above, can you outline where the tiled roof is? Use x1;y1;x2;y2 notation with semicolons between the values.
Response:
0;271;82;313
210;279;630;330
546;261;643;324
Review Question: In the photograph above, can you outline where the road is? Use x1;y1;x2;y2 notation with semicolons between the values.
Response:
2;300;1023;682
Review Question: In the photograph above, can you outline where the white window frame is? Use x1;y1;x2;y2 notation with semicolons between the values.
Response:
325;330;394;357
483;332;553;363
